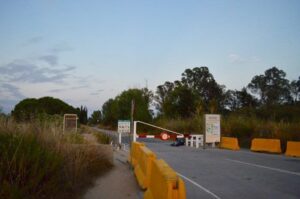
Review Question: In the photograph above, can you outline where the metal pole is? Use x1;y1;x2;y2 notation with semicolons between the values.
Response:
133;121;137;142
203;114;206;149
130;99;135;144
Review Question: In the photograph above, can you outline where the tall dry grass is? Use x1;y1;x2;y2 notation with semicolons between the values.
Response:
0;116;112;199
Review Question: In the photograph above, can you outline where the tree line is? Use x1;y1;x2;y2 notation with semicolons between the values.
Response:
7;66;300;126
97;66;300;126
11;96;89;124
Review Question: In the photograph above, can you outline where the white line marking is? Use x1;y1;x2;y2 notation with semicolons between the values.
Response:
227;159;300;177
176;172;221;199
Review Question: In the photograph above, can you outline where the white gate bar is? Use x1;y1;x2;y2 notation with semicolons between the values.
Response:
133;120;183;142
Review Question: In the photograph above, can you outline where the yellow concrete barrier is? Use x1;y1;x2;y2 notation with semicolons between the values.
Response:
250;138;281;154
285;141;300;158
144;159;186;199
129;142;145;167
219;137;240;150
134;146;156;189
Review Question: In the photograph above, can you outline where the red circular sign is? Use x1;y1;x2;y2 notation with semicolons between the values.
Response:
161;133;169;140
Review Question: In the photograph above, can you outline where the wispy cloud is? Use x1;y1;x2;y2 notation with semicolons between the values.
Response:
90;89;104;96
228;54;261;64
49;42;73;53
0;60;76;84
228;54;244;64
0;83;25;99
39;55;59;66
70;85;89;89
23;36;43;46
48;85;89;93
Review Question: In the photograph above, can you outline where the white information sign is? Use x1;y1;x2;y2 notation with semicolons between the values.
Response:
205;114;221;143
118;120;131;134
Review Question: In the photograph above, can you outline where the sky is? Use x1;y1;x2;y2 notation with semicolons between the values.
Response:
0;0;299;114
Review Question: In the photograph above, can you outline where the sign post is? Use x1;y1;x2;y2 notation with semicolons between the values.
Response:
204;114;221;147
63;114;78;133
118;120;131;144
130;99;135;145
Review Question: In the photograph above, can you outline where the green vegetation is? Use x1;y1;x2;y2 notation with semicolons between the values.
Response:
102;88;153;127
93;132;111;144
88;110;102;125
0;116;112;199
12;97;89;124
99;66;300;148
12;97;77;121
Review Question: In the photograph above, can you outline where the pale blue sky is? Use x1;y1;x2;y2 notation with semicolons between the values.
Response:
0;0;299;113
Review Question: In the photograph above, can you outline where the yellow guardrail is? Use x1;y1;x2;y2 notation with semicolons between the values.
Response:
285;141;300;158
134;146;156;189
144;159;186;199
219;137;240;150
250;138;282;154
129;142;145;167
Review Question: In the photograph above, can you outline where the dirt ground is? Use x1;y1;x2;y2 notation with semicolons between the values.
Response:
83;134;142;199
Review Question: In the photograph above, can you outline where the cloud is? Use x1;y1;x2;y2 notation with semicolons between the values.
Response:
48;88;67;93
90;89;104;96
70;85;89;89
0;83;25;99
0;60;76;84
0;83;25;113
24;36;43;45
39;55;59;66
49;42;73;53
48;85;88;93
228;54;261;64
228;54;244;64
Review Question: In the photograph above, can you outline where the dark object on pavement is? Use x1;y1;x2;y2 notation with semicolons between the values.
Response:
171;138;185;147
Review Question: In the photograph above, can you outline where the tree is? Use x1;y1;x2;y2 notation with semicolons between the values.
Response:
181;67;225;112
101;88;153;126
224;88;258;111
78;105;88;124
290;76;300;102
248;67;291;105
155;81;175;114
155;67;226;118
89;110;102;124
164;84;197;118
102;99;118;125
12;97;77;121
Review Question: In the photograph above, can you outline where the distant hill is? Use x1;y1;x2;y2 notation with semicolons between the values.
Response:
12;96;78;121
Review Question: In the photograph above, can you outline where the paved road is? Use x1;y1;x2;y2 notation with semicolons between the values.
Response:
139;138;300;199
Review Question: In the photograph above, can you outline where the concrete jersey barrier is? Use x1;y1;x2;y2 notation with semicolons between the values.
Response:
129;142;145;167
219;137;240;150
251;138;282;154
285;141;300;157
144;159;186;199
134;146;156;189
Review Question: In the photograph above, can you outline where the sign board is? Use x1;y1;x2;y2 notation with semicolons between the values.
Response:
205;114;221;143
63;114;78;133
118;120;130;133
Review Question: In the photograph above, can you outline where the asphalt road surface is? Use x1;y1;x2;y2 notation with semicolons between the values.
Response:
139;138;300;199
